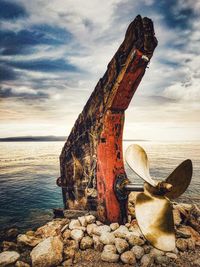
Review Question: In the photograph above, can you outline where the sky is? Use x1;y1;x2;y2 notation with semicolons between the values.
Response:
0;0;200;141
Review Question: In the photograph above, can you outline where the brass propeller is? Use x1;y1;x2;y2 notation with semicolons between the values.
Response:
125;144;193;251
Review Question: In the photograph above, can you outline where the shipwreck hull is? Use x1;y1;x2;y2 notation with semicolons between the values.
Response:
58;15;157;223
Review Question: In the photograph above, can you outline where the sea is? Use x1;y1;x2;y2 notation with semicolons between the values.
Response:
0;141;199;232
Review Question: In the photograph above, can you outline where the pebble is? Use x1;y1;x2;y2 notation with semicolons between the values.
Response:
17;234;43;247
140;254;154;267
80;236;93;250
150;247;165;257
93;225;111;236
101;251;119;263
92;235;104;252
62;258;73;266
120;250;136;264
63;247;75;260
69;219;81;230
15;261;31;267
103;244;117;254
115;238;129;254
0;251;20;267
113;225;129;238
70;229;84;242
176;238;188;251
166;252;178;259
78;216;87;227
2;241;18;251
86;224;97;236
62;229;71;240
126;233;145;246
110;223;119;231
99;232;115;245
155;255;170;265
131;245;145;259
85;215;96;224
187;238;195;250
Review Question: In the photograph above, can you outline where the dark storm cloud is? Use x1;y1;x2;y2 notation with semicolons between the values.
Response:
2;58;79;73
0;86;48;100
0;64;18;81
0;0;27;20
0;26;72;55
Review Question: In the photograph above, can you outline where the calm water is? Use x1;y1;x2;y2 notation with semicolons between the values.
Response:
0;141;199;231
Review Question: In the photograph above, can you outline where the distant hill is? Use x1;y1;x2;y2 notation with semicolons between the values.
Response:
0;136;67;142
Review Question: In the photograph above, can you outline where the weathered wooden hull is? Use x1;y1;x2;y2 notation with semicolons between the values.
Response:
58;15;157;223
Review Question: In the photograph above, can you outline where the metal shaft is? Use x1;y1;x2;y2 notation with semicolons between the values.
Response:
124;183;144;192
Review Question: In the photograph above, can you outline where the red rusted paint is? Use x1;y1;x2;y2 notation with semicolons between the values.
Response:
97;49;148;223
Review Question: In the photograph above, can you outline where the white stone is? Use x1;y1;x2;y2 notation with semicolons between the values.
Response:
30;236;63;267
92;235;104;252
85;215;96;224
120;250;136;264
68;219;81;230
78;216;87;227
0;251;20;267
115;238;129;254
113;225;129;238
131;245;144;259
166;252;178;259
93;225;111;236
70;229;84;242
86;224;97;236
101;251;119;263
150;248;165;257
99;232;115;245
110;223;119;231
35;219;67;238
103;245;117;254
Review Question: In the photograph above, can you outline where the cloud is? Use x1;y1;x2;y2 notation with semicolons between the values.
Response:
0;0;27;20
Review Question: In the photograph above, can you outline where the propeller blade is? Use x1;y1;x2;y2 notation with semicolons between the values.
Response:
165;159;192;200
135;183;175;251
125;144;157;187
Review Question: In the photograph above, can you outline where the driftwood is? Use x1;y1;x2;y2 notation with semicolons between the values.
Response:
58;15;157;222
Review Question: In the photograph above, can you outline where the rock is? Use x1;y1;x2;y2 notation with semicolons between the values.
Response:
178;225;200;243
30;236;63;267
125;223;131;228
2;241;18;251
166;252;178;259
35;219;67;238
129;222;142;237
128;204;135;218
92;235;104;252
96;221;103;226
61;224;69;234
128;192;138;205
62;229;71;240
17;234;43;247
131;245;144;259
70;229;84;242
120;250;136;264
101;251;119;263
80;236;93;250
155;255;170;265
15;261;30;267
110;223;119;231
68;219;81;230
62;258;73;266
193;258;200;266
173;209;182;226
187;238;195;250
93;225;111;236
115;238;129;254
113;225;129;238
143;245;152;254
78;216;87;227
85;215;96;224
64;239;78;255
0;251;20;267
6;228;19;240
150;248;165;257
26;231;35;236
103;245;117;254
140;254;154;267
99;232;115;245
63;247;75;260
86;224;98;236
176;238;188;251
126;233;145;246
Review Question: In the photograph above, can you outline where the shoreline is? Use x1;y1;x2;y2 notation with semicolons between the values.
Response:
0;197;199;267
